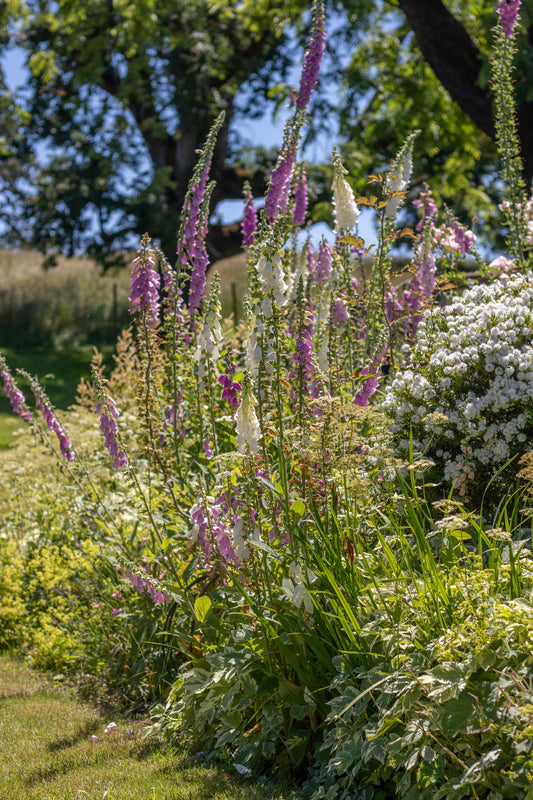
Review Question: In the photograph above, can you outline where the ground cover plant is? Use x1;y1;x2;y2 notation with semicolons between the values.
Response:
2;2;533;799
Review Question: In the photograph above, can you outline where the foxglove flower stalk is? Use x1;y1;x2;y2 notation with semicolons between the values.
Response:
413;187;438;232
331;299;349;327
161;258;184;323
188;200;211;315
306;239;317;281
332;149;359;233
433;222;475;255
384;132;417;219
355;372;380;407
235;375;262;455
95;394;129;472
498;0;521;37
218;361;242;411
265;137;298;222
176;113;224;314
241;182;257;247
193;274;223;378
256;251;289;313
35;393;74;462
1;364;31;421
295;329;315;382
402;248;436;338
296;0;326;110
190;504;213;564
128;570;171;604
292;165;308;225
129;245;160;328
315;238;332;283
355;359;383;407
385;286;403;325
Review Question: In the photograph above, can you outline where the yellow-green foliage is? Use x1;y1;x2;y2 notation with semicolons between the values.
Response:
0;537;25;649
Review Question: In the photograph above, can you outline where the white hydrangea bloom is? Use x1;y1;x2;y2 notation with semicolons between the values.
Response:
384;274;533;495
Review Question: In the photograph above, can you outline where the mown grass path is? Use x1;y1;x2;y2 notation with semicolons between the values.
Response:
0;656;298;800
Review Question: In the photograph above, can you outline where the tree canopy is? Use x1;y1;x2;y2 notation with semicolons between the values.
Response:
3;0;533;266
332;0;533;241
1;0;315;266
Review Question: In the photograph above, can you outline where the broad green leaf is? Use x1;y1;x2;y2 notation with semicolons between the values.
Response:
194;595;212;622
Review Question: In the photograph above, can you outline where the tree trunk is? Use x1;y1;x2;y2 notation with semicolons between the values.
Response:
397;0;533;192
397;0;495;140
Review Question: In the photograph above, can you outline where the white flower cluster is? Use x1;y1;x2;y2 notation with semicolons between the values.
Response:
244;315;276;378
332;151;360;234
193;281;222;378
255;252;288;315
383;274;533;493
235;385;262;455
384;132;416;220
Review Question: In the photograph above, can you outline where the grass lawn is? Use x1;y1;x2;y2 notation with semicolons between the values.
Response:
0;346;113;449
0;656;300;800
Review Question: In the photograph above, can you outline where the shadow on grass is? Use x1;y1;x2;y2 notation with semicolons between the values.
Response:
45;718;100;753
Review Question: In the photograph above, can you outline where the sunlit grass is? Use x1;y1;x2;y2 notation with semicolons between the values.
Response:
0;656;300;800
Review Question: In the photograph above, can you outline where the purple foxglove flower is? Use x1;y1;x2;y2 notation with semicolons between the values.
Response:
95;395;128;472
241;183;257;247
212;520;238;565
498;0;521;37
306;239;317;280
452;224;475;255
127;570;145;593
178;155;212;316
129;249;160;328
1;368;32;421
385;287;403;324
36;394;74;461
295;329;315;379
413;188;438;232
315;238;332;283
265;140;298;222
354;359;384;407
217;370;242;411
417;251;437;299
296;0;326;110
190;505;213;563
292;166;308;225
331;299;349;327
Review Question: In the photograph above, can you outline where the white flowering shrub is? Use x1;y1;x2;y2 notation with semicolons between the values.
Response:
384;274;533;497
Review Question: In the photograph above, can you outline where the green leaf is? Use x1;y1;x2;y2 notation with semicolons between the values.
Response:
194;595;212;622
290;498;306;518
454;748;501;787
247;538;283;562
442;692;479;735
